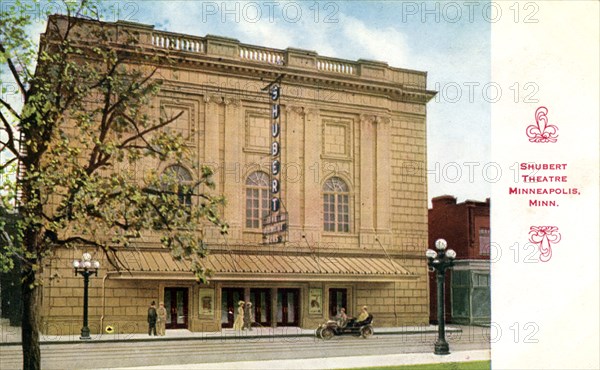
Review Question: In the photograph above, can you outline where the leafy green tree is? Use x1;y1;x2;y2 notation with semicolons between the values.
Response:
0;2;227;368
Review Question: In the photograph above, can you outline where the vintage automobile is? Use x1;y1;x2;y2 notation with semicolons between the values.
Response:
316;314;374;340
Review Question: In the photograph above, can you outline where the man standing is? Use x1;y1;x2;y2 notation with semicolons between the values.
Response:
157;301;167;336
243;301;254;331
147;301;158;336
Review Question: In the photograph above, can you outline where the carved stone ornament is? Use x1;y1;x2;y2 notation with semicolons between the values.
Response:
304;108;318;120
203;95;222;104
223;97;241;107
375;116;391;125
359;114;376;125
285;105;305;115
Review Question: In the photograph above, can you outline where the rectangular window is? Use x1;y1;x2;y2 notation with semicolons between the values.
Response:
337;194;349;232
245;172;270;230
479;227;490;255
324;194;336;231
261;189;269;221
246;189;260;228
474;273;490;287
322;177;350;233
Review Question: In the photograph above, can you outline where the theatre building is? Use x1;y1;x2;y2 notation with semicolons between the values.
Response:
38;16;436;335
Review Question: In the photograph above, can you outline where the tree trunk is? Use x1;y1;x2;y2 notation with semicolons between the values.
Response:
21;261;41;370
20;148;43;369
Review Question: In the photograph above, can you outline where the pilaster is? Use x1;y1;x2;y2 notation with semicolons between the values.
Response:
375;116;392;233
223;97;243;241
359;114;376;233
284;105;304;241
303;108;321;242
203;95;221;168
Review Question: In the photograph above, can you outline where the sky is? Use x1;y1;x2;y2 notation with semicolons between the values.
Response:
4;0;492;205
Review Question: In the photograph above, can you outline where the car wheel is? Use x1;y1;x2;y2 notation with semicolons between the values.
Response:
321;328;334;340
361;326;374;338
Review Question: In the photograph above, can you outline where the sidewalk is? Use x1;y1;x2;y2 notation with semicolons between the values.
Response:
104;350;491;370
1;323;464;345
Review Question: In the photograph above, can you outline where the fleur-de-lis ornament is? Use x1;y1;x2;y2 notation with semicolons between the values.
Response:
528;226;561;262
526;106;559;143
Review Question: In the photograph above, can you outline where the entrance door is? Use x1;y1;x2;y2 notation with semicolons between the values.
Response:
276;288;299;326
329;288;347;318
221;288;244;328
250;288;271;327
164;287;188;329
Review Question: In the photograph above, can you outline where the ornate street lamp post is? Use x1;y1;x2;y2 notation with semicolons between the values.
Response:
426;238;456;355
73;252;100;340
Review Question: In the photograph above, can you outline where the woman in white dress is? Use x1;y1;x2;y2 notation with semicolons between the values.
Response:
233;300;245;330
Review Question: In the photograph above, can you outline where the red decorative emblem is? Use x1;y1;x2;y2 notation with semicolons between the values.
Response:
528;226;561;262
526;106;559;143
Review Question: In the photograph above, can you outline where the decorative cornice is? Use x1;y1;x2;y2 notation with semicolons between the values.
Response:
49;15;437;106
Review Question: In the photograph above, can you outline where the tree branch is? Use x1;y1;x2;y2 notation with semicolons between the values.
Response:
0;156;17;171
106;67;157;117
140;189;175;232
0;110;21;159
87;60;120;173
118;110;184;149
0;43;27;96
0;96;22;121
52;235;104;248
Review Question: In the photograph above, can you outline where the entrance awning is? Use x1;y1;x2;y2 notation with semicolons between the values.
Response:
109;250;416;282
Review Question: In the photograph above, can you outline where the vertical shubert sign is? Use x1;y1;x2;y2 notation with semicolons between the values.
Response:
263;83;288;244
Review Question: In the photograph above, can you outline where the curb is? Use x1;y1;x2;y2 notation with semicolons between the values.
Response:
0;327;462;347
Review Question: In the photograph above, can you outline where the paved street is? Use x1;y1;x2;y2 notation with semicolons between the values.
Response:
0;325;490;369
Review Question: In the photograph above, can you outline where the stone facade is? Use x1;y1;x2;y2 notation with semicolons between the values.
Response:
38;16;436;336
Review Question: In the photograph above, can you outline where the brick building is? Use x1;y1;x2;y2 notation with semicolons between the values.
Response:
428;195;490;325
37;16;436;335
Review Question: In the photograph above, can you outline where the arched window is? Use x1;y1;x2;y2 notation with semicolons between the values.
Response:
245;171;270;229
162;165;193;207
323;177;350;233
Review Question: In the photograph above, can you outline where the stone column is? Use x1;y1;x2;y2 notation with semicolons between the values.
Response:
244;287;250;303
271;288;278;328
